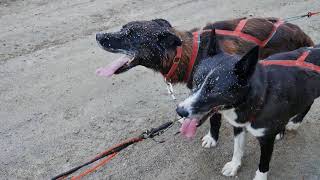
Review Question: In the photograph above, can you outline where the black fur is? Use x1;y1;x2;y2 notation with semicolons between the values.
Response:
95;19;181;73
177;42;320;177
96;19;314;148
209;113;222;142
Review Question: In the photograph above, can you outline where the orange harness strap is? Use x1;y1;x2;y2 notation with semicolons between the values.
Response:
261;20;284;47
165;19;285;82
260;51;320;73
184;31;201;81
215;19;284;47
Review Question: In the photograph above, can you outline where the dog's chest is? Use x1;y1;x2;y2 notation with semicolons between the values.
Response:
219;108;265;137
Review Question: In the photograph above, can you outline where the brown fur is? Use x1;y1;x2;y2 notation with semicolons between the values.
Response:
161;30;193;83
163;17;314;83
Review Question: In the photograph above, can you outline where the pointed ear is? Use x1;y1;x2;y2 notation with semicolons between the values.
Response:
207;30;221;56
152;19;172;28
158;31;182;48
234;46;260;82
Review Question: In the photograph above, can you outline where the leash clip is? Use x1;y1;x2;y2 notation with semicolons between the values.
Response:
165;80;176;100
141;128;163;139
141;121;175;141
140;128;166;143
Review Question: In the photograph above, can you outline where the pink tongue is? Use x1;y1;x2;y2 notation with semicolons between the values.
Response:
180;118;198;139
96;56;130;77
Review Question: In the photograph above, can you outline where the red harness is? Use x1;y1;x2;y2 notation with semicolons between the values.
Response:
249;50;318;123
164;18;284;82
260;51;320;73
163;32;200;82
163;46;183;81
216;19;284;47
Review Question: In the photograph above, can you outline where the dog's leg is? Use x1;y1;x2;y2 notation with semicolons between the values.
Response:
253;135;276;180
277;103;312;139
202;113;221;148
286;103;312;131
222;127;246;176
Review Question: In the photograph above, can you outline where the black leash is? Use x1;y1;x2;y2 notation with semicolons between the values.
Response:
284;11;320;22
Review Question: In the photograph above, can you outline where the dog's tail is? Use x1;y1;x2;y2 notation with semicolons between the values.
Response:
314;44;320;48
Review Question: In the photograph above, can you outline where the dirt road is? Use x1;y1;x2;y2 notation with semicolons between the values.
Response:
1;0;319;179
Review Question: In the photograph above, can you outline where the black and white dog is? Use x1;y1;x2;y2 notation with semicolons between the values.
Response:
176;39;320;179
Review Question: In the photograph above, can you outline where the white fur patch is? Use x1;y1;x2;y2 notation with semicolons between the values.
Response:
201;131;217;148
253;169;268;180
286;121;301;131
177;91;199;113
177;70;215;115
220;108;244;127
220;108;265;137
222;131;246;176
275;133;283;140
178;118;185;124
246;124;265;137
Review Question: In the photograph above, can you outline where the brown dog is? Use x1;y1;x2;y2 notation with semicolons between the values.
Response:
96;17;314;148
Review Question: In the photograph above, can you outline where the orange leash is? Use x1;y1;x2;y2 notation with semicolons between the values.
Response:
70;152;118;180
92;137;143;160
52;121;175;180
52;137;143;180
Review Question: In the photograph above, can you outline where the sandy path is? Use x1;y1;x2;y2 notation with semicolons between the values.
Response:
1;0;319;179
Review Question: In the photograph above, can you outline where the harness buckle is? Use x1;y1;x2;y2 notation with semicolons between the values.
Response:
173;57;180;64
307;12;312;17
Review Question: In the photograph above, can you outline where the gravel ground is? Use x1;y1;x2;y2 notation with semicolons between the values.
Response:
0;0;319;179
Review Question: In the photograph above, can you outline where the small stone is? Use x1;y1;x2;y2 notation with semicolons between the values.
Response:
73;129;80;134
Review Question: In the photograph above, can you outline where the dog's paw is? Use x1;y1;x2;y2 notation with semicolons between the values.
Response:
253;169;267;180
201;132;217;148
285;121;301;131
221;161;241;176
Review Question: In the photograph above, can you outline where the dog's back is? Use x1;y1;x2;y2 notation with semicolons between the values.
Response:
204;18;314;58
260;47;320;117
264;46;320;67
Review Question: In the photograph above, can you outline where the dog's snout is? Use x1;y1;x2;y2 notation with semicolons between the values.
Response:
96;32;105;41
176;106;189;118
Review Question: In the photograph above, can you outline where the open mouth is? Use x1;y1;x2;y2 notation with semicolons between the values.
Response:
179;110;214;139
96;38;138;77
179;105;226;139
96;54;137;77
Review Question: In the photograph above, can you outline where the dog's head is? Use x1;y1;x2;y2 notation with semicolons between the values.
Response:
176;42;260;121
96;19;182;75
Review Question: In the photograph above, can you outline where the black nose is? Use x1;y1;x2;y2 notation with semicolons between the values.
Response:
96;32;105;41
176;106;189;117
